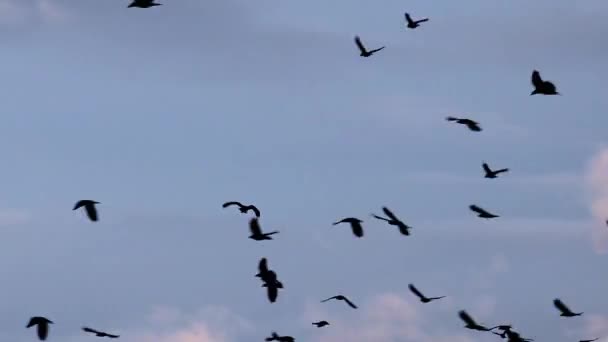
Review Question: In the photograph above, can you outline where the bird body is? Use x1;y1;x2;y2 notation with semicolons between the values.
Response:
321;295;358;309
222;201;261;217
371;207;411;235
553;298;583;317
27;317;53;341
265;332;295;342
128;0;162;8
469;205;499;219
530;70;559;95
483;162;509;179
312;321;329;328
354;36;384;57
82;327;120;338
405;12;429;29
458;310;494;331
249;218;279;241
333;217;364;237
446;116;482;132
73;200;100;222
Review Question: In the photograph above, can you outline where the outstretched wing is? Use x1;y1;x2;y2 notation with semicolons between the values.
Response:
408;284;425;299
222;201;242;208
404;12;414;25
342;296;358;309
553;298;571;314
106;333;120;338
85;204;98;221
446;116;459;122
82;327;99;334
459;310;478;325
354;36;367;53
249;205;261;217
258;258;268;275
382;207;399;221
249;218;262;235
416;18;429;23
495;168;509;174
469;205;488;215
73;200;86;210
321;296;337;302
482;163;492;174
531;70;543;88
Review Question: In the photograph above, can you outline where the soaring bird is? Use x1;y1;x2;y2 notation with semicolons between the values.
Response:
408;284;445;303
354;36;384;57
483;162;509;179
580;339;599;342
27;317;53;341
458;310;495;331
128;0;162;8
321;295;358;309
312;321;330;328
553;298;583;317
503;330;534;342
530;70;560;95
446;117;481;132
371;207;411;235
222;201;260;217
404;12;429;29
82;327;120;338
73;200;100;222
265;332;295;342
333;217;364;237
249;218;279;241
263;278;281;303
469;205;499;219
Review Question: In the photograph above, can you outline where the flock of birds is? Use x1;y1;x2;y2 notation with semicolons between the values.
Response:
16;0;593;341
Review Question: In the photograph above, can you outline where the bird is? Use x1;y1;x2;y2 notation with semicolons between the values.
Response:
408;283;445;303
371;207;411;235
73;200;100;222
530;70;560;95
469;205;499;219
503;330;534;342
404;12;429;29
446;116;482;132
580;339;599;342
553;298;583;317
312;321;330;328
249;218;279;241
128;0;162;8
263;278;281;303
354;36;384;57
265;332;295;342
333;217;364;237
82;327;120;338
458;310;495;331
222;201;260;217
27;317;53;341
483;162;509;179
321;295;358;309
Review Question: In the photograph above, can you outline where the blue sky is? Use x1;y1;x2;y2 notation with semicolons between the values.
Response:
0;0;607;341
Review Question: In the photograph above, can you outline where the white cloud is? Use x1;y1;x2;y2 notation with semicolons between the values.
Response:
584;146;608;254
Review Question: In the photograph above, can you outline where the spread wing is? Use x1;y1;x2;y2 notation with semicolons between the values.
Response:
459;310;478;325
404;12;414;25
351;221;364;237
249;205;261;217
85;204;98;221
446;116;459;121
408;284;425;299
249;218;262;235
531;70;543;88
482;163;492;174
321;296;338;302
222;201;242;208
82;327;99;334
258;258;269;275
342;296;358;309
382;207;399;221
354;36;366;53
553;298;571;314
73;200;86;210
106;333;120;338
469;205;488;215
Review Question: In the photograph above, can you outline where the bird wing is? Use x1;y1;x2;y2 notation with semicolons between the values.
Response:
354;36;367;53
416;18;429;23
222;201;242;208
321;296;338;302
85;204;98;221
382;207;399;221
408;284;425;299
446;116;459;122
26;318;36;328
397;223;411;235
38;323;49;340
531;70;543;88
249;205;261;217
469;205;488;215
351;221;364;237
495;168;509;174
343;296;358;309
553;298;571;314
107;334;120;338
73;200;86;210
371;214;389;221
404;13;414;25
482;163;492;174
258;258;269;274
267;284;278;302
249;218;262;235
459;310;478;325
82;327;99;334
369;46;385;54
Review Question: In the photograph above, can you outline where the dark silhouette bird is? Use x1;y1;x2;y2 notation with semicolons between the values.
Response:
263;278;281;303
371;207;411;235
469;205;499;219
354;36;384;57
82;327;120;338
458;310;495;331
446;116;482;132
483;162;509;179
249;218;279;241
321;295;358;309
580;339;599;342
27;317;53;341
404;12;429;29
333;217;364;237
265;332;295;342
73;200;100;222
553;298;583;317
256;258;284;289
408;284;445;303
128;0;162;8
492;325;514;338
503;330;534;342
312;321;329;328
530;70;560;95
222;201;260;217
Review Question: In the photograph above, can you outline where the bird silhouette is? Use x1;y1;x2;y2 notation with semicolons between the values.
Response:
502;330;534;342
128;0;162;8
404;12;429;29
469;205;499;219
27;317;53;341
73;200;100;222
580;339;599;342
446;116;482;132
333;217;364;237
312;321;330;328
265;332;295;342
408;284;445;303
483;162;509;179
553;298;583;317
371;207;411;235
222;201;261;217
458;310;496;331
263;278;281;303
82;327;120;338
530;70;560;95
249;218;279;241
321;295;358;309
492;325;513;338
354;36;384;57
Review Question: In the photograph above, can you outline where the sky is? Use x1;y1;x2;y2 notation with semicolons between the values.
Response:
0;0;607;341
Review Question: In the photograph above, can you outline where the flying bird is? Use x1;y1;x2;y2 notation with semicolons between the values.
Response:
469;205;499;219
265;332;295;342
263;278;281;303
408;284;445;303
321;295;358;309
249;218;279;241
312;321;330;328
354;36;384;57
530;70;560;95
458;310;495;331
553;298;583;317
580;339;599;342
333;217;364;237
446;116;481;132
483;162;509;179
503;330;534;342
371;207;411;235
82;327;120;338
27;317;53;341
404;12;429;29
73;200;100;222
128;0;162;8
222;201;260;217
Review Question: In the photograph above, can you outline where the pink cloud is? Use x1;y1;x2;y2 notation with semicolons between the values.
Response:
584;147;608;254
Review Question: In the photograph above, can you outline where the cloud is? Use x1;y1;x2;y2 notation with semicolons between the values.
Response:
0;0;70;28
584;146;608;254
583;315;608;342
